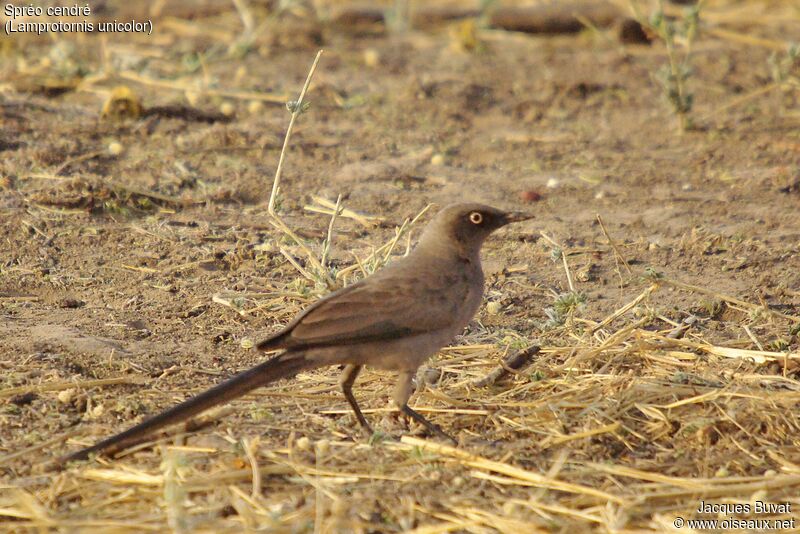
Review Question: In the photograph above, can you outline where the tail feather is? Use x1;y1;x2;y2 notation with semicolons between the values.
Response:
61;352;312;464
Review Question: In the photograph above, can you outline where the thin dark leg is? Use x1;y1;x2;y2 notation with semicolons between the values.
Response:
339;364;373;436
393;371;457;445
400;404;457;445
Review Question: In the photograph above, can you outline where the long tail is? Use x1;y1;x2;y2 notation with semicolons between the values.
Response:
60;352;312;464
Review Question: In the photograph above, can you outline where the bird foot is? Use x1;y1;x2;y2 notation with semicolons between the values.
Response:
400;404;457;445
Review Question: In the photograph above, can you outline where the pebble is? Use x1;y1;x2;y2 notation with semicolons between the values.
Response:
108;141;123;156
519;190;542;202
248;100;264;115
220;102;235;117
363;48;380;68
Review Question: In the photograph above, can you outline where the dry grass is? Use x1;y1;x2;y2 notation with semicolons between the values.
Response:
2;272;799;531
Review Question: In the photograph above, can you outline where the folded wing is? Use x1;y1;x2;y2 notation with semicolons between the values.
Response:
257;269;463;351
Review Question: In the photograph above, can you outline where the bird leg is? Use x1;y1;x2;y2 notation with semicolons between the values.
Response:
394;371;457;445
339;364;373;437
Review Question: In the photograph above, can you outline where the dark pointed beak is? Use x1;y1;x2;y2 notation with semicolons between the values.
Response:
502;211;535;225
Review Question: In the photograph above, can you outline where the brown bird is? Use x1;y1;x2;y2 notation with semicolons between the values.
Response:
61;203;532;464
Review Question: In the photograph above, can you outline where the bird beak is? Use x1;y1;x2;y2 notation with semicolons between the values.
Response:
502;211;535;224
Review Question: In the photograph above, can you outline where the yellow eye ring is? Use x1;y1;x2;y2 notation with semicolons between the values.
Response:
469;212;483;224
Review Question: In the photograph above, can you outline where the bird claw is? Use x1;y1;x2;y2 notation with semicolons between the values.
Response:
400;404;457;445
429;425;458;446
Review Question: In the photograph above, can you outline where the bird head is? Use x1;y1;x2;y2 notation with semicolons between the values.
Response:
418;203;534;256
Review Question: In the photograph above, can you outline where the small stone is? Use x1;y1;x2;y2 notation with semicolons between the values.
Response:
422;367;441;387
58;388;76;404
519;190;542;202
330;498;347;517
546;177;559;189
60;297;85;309
220;102;235;117
430;154;445;166
108;142;123;156
185;90;200;107
248;100;264;115
363;48;380;68
234;65;247;82
10;392;37;406
101;86;142;120
618;18;651;45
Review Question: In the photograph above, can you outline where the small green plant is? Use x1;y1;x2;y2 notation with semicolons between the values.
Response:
768;44;800;85
48;41;88;78
642;267;664;281
769;338;790;352
406;445;437;461
553;291;587;317
768;44;800;113
543;291;587;329
181;52;203;73
385;0;410;33
368;431;389;446
229;0;255;58
700;299;724;319
286;100;312;114
528;369;545;382
478;0;498;24
637;0;702;131
501;335;531;351
249;407;273;422
747;306;766;322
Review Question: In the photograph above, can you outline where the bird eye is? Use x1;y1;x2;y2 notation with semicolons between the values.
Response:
469;212;483;224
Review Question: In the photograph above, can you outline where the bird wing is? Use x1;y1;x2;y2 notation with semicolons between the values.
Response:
257;266;465;351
